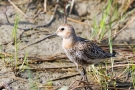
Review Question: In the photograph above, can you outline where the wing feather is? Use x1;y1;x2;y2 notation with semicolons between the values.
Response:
76;37;112;60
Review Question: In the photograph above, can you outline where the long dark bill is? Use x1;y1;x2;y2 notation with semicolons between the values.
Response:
22;32;57;49
45;32;57;38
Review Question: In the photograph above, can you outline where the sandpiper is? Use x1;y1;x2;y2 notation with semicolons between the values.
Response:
55;24;115;82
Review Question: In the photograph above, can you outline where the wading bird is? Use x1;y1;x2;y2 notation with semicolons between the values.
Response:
54;24;115;82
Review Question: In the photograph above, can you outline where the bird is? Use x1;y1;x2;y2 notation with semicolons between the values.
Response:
55;23;115;82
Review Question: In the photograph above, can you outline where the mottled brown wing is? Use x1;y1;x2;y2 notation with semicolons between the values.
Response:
77;37;113;59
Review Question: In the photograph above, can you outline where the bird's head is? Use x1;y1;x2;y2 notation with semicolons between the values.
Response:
56;24;76;39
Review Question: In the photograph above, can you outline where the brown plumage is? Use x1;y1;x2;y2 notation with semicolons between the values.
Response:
55;24;115;82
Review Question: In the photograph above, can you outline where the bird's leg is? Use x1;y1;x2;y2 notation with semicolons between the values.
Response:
74;62;84;78
74;63;91;90
74;62;88;82
82;67;92;90
82;67;89;83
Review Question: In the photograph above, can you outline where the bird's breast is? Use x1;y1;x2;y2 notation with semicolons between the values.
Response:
62;38;75;49
62;49;75;64
62;42;73;49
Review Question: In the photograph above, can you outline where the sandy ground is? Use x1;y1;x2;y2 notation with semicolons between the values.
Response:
0;0;135;90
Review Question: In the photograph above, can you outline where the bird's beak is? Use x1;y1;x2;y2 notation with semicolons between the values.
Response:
45;32;57;39
55;31;58;35
51;32;57;36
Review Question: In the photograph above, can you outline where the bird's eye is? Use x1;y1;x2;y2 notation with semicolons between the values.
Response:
61;28;65;31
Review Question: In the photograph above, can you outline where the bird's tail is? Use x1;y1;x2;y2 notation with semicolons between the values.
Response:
111;51;116;57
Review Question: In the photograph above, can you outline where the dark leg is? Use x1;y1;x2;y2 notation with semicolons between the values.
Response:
83;67;92;90
75;63;88;82
82;67;89;82
74;63;91;90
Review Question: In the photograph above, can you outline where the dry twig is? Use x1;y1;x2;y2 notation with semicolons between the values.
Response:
69;0;74;14
2;6;11;24
44;0;47;12
113;16;135;39
18;54;67;62
22;0;59;31
8;0;39;19
51;73;80;81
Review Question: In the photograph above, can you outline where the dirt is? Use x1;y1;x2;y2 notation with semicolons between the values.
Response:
0;0;135;90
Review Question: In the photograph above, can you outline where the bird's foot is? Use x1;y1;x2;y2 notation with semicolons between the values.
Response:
69;79;92;90
78;75;89;84
78;76;92;90
78;80;92;90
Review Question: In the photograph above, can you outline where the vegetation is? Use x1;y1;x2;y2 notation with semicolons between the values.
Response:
0;0;135;90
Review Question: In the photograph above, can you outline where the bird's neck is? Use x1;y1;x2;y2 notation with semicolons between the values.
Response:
62;35;78;49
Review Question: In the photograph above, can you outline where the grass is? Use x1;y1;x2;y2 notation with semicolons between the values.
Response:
88;0;129;89
11;14;29;73
11;14;39;89
130;61;135;89
88;0;135;89
129;46;135;89
0;0;135;90
12;14;20;72
19;51;29;71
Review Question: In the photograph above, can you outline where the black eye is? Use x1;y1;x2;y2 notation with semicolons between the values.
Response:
61;28;65;31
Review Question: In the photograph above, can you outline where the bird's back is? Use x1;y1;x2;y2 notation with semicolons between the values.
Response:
64;36;115;65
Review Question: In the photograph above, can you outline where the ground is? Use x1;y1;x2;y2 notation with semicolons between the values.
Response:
0;0;135;90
